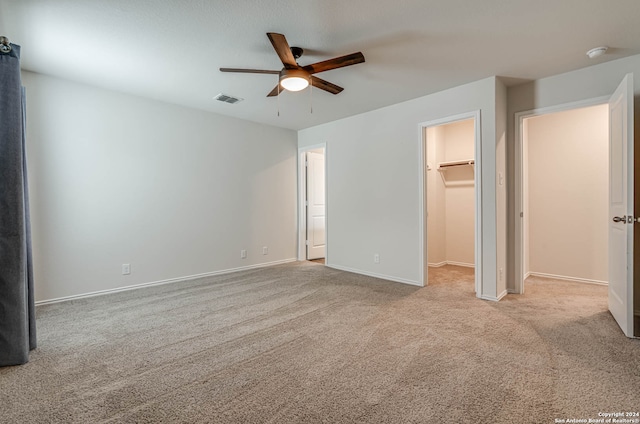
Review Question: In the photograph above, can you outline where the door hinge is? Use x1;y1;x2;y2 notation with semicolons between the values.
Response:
305;160;308;167
305;200;309;206
520;212;524;218
305;240;309;246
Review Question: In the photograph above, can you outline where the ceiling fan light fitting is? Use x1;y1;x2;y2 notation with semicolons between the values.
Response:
279;69;310;91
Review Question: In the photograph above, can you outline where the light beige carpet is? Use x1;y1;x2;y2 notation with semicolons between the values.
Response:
1;262;639;423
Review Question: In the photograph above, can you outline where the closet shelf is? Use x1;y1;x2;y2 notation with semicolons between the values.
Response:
437;159;474;171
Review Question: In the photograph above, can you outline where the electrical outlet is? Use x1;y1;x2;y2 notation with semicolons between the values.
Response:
262;246;268;255
122;264;131;275
240;249;247;259
374;254;380;264
499;268;504;281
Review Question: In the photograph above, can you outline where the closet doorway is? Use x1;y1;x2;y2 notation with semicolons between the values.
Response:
519;104;609;288
515;75;635;338
422;113;481;294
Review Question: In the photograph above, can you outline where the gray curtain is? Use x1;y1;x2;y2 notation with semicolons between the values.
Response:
0;43;37;366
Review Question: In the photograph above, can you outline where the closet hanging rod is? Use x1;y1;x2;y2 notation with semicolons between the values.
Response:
437;159;474;169
0;36;11;53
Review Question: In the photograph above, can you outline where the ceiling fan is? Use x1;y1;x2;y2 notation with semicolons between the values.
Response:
220;33;365;97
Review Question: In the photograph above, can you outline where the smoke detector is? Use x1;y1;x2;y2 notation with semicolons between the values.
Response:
586;46;608;59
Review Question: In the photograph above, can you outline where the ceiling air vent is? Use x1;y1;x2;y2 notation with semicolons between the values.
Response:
214;93;243;104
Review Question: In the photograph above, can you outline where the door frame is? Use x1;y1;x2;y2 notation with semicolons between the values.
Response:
514;96;609;294
298;143;328;262
419;110;483;295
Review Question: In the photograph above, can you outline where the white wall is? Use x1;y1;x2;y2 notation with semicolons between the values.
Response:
427;120;475;267
426;126;446;266
299;77;504;300
495;78;508;297
443;120;475;267
23;71;298;302
507;53;640;294
526;105;609;283
522;119;530;278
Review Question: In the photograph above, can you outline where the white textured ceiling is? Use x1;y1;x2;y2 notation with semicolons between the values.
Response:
1;0;640;130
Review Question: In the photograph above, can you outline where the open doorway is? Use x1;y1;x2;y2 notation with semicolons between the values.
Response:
421;111;482;295
516;75;636;338
298;145;326;264
520;104;609;288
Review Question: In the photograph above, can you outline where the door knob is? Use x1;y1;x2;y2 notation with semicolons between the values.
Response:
613;216;627;223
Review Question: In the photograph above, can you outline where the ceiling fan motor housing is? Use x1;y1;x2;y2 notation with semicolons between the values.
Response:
279;68;309;81
290;46;304;60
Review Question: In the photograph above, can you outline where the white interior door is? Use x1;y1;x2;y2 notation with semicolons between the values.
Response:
306;151;326;259
608;73;634;338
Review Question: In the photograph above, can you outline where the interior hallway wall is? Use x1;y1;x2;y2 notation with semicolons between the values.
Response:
23;71;298;302
299;77;505;300
526;105;609;283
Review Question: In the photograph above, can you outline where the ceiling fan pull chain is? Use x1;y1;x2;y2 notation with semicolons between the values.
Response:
277;77;280;117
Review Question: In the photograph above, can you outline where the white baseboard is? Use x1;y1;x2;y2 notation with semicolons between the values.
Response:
527;272;608;286
447;261;475;269
428;261;475;269
35;258;298;306
480;290;508;302
326;264;423;287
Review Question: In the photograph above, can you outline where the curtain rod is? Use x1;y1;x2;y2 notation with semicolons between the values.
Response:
0;36;12;53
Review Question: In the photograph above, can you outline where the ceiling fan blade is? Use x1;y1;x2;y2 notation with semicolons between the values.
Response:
310;76;344;95
267;33;298;69
220;68;280;74
303;52;365;74
267;84;282;97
